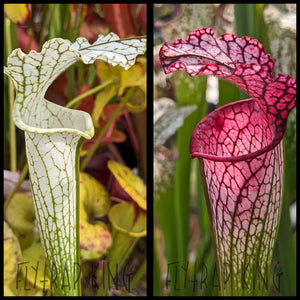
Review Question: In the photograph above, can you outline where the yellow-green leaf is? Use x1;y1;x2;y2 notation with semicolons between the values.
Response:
96;60;121;86
4;4;29;24
80;220;112;257
4;221;22;286
5;192;35;233
4;286;15;296
79;172;112;258
119;61;146;96
21;243;50;290
108;202;146;237
79;172;111;218
122;86;146;113
92;85;116;127
5;192;36;249
107;160;146;210
95;58;146;115
8;279;45;296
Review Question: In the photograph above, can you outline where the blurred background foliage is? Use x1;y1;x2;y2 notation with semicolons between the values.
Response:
4;3;146;296
153;3;296;296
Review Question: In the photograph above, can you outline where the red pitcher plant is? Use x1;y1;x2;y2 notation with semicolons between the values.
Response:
160;28;296;296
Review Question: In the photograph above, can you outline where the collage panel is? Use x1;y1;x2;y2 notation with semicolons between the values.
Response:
4;3;147;297
153;3;296;297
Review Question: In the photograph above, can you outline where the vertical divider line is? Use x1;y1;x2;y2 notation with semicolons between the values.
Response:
147;3;154;296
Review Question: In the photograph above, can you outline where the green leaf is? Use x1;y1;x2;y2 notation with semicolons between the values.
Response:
48;4;69;40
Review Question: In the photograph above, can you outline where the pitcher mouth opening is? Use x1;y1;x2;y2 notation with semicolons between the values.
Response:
190;141;281;162
189;98;283;162
13;96;94;140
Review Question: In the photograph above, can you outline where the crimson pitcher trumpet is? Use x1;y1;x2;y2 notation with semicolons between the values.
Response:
159;27;296;296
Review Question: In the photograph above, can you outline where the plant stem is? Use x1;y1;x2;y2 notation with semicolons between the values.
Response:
80;99;126;171
8;82;16;171
5;18;17;172
72;4;82;41
66;80;113;108
234;3;256;100
39;4;53;47
80;87;135;170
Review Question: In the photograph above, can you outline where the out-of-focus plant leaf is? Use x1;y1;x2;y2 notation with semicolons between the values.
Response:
92;85;116;126
255;4;270;55
79;172;112;259
4;222;22;286
97;201;146;296
109;202;146;237
234;4;256;38
154;146;177;200
131;109;147;179
80;172;111;217
4;4;30;25
48;3;69;40
4;192;36;249
5;192;35;233
21;242;50;290
123;86;146;113
120;57;146;113
94;57;146;124
154;96;197;202
6;278;44;296
92;103;128;143
4;286;15;296
101;4;146;38
102;129;127;144
4;170;31;199
154;97;197;147
119;59;146;95
17;27;40;53
77;85;95;114
80;219;111;260
107;160;146;210
80;152;114;189
263;4;296;77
